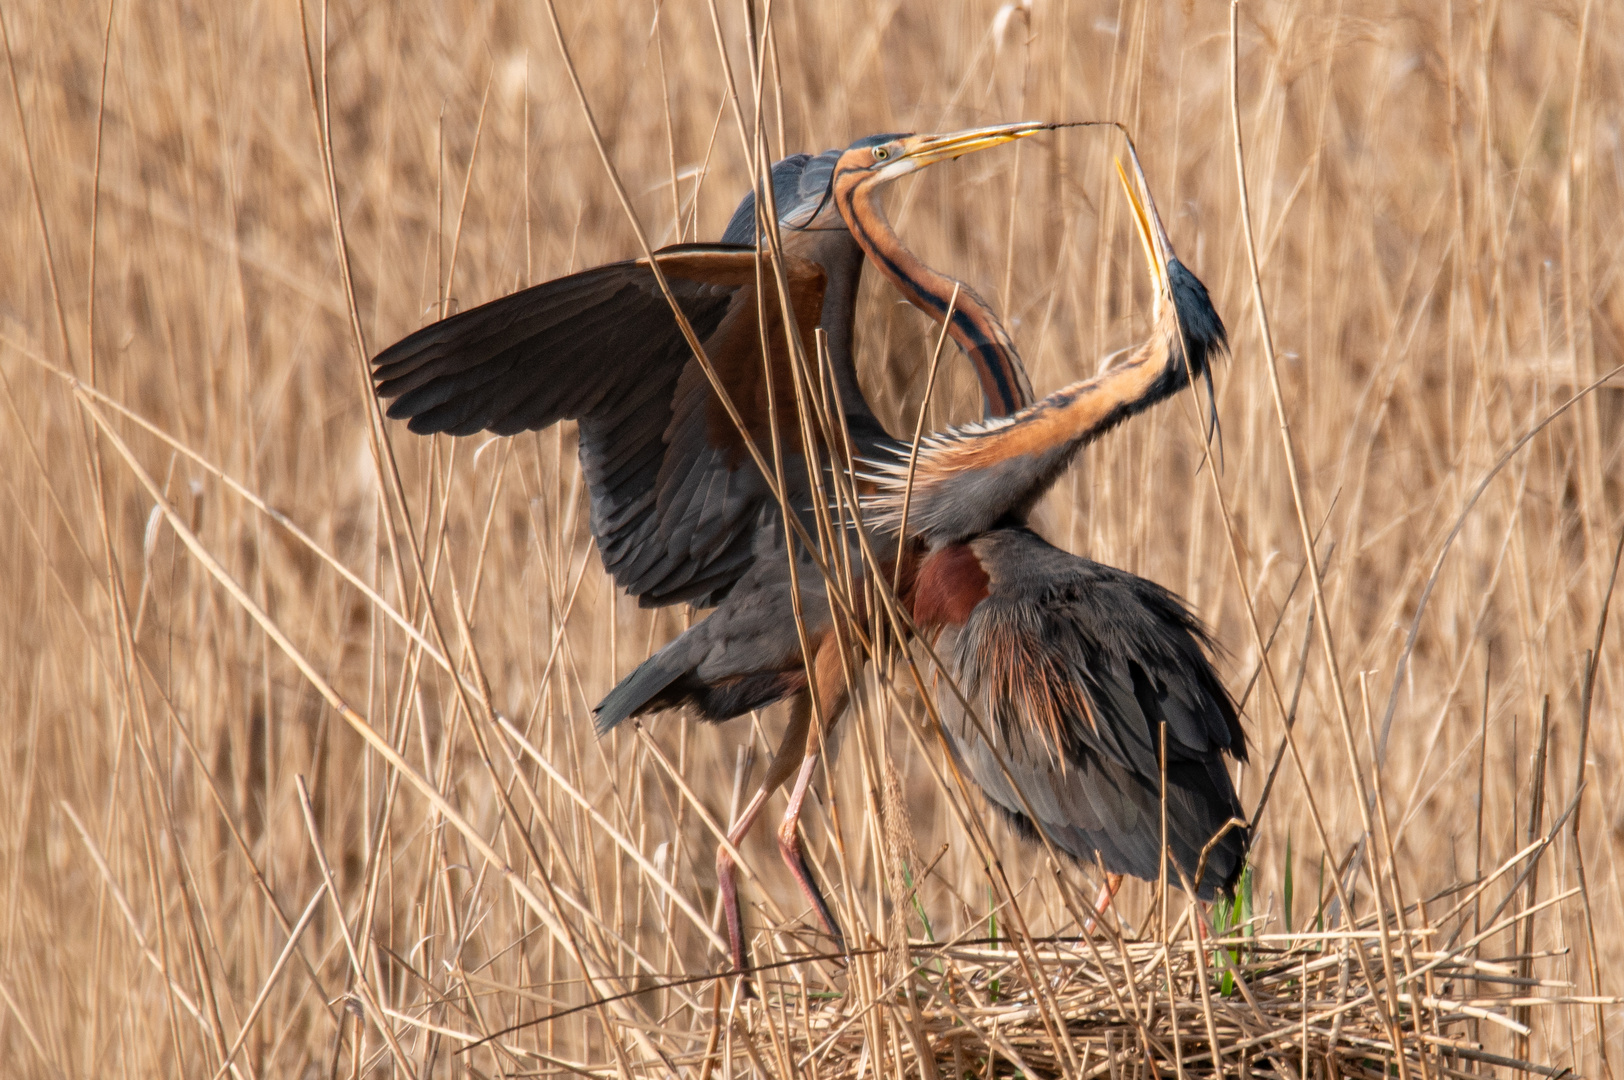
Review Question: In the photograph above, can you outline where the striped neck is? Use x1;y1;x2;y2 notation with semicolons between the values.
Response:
832;166;1033;418
860;326;1190;547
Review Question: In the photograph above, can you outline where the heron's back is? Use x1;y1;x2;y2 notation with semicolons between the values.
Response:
935;527;1249;897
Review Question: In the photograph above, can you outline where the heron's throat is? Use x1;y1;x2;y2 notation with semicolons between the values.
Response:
832;173;1033;418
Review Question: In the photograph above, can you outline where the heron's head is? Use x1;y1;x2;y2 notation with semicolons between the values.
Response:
735;135;905;236
830;122;1047;196
1115;151;1227;442
744;127;1045;235
743;128;1031;235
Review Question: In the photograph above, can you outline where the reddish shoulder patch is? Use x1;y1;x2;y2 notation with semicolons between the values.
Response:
910;543;990;630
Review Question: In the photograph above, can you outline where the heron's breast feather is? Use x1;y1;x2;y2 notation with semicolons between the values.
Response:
911;543;990;630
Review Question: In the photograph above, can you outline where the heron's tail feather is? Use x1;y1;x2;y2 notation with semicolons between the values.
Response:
595;656;808;735
593;656;687;736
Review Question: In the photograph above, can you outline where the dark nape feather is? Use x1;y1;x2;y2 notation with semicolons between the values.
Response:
1166;256;1229;465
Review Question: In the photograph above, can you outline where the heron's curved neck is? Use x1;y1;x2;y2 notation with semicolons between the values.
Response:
866;319;1190;547
1007;326;1185;464
780;225;872;423
833;171;1033;418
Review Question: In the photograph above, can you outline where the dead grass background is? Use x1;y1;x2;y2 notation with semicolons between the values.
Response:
1;0;1621;1076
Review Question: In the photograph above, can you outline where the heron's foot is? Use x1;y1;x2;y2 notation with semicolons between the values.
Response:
777;820;848;961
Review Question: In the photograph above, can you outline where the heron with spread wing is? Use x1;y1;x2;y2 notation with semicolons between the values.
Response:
372;124;1046;980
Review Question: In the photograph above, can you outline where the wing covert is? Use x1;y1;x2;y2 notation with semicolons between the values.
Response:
372;244;832;608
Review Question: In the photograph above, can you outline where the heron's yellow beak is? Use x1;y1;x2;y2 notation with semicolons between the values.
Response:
1114;151;1174;308
893;121;1047;171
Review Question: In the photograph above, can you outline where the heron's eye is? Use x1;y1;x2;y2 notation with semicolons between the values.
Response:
872;146;891;162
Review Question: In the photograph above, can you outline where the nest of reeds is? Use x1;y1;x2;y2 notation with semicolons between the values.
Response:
675;859;1607;1080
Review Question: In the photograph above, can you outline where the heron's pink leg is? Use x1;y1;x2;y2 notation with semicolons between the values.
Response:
776;750;847;954
717;693;812;988
1084;872;1124;934
717;787;770;983
772;637;854;955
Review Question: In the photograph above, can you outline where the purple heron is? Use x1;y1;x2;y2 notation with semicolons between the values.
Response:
372;125;1046;980
873;150;1249;914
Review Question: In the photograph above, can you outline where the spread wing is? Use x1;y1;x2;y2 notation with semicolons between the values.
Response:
372;244;830;608
936;528;1248;897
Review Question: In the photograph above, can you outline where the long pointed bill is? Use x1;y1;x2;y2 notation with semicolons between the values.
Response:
1115;145;1222;459
1120;140;1175;267
890;121;1048;174
1113;156;1173;313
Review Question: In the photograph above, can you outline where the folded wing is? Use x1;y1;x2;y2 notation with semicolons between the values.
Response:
936;527;1248;897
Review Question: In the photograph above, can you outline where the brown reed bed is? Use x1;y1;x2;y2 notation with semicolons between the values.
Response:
1;0;1621;1077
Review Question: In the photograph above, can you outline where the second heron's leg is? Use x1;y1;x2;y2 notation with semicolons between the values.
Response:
1084;872;1124;934
717;692;812;982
